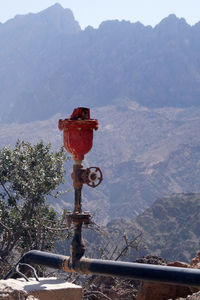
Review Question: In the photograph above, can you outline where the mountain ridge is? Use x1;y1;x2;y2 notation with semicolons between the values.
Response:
1;6;200;123
1;3;80;29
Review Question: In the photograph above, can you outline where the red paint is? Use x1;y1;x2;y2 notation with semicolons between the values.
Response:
58;108;98;161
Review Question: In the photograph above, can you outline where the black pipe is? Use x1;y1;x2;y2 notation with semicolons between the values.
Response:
21;250;67;269
78;258;200;287
4;250;69;280
4;250;200;288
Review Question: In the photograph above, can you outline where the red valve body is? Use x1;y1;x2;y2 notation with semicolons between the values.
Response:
58;108;98;161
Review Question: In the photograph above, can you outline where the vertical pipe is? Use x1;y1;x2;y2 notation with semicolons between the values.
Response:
74;187;82;213
70;223;85;265
71;163;85;265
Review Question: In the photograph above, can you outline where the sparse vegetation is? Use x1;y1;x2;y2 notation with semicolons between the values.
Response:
0;140;70;277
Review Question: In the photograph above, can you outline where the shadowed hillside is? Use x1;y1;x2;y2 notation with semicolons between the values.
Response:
88;193;200;263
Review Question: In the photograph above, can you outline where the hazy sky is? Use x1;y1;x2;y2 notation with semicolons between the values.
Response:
0;0;200;29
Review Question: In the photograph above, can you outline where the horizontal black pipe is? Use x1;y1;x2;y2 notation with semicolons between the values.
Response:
4;250;68;280
79;258;200;287
21;250;67;269
4;250;200;288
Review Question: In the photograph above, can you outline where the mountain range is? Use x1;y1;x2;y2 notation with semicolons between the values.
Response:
1;4;200;123
0;4;200;235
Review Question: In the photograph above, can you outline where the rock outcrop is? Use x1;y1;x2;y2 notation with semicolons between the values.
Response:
0;283;38;300
0;278;82;300
191;251;200;269
176;291;200;299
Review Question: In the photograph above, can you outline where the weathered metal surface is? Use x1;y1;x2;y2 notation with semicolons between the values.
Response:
71;164;103;189
58;108;103;267
58;107;98;162
84;167;103;188
70;222;85;267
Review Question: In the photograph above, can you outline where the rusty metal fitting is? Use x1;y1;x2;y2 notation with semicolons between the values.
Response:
70;222;85;265
66;212;91;228
71;164;103;189
71;164;84;188
84;167;103;188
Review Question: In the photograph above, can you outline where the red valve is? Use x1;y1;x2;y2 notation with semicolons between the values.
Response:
58;107;98;162
59;108;102;264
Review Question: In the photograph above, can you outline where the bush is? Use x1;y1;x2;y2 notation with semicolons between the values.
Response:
0;140;68;277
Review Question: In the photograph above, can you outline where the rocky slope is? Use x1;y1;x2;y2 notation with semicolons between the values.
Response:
105;193;200;262
0;102;199;223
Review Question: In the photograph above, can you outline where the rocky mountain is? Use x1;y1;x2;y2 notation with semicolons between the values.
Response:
0;4;200;227
88;193;200;263
134;193;200;262
0;3;81;123
84;102;200;221
1;5;200;123
0;101;199;224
